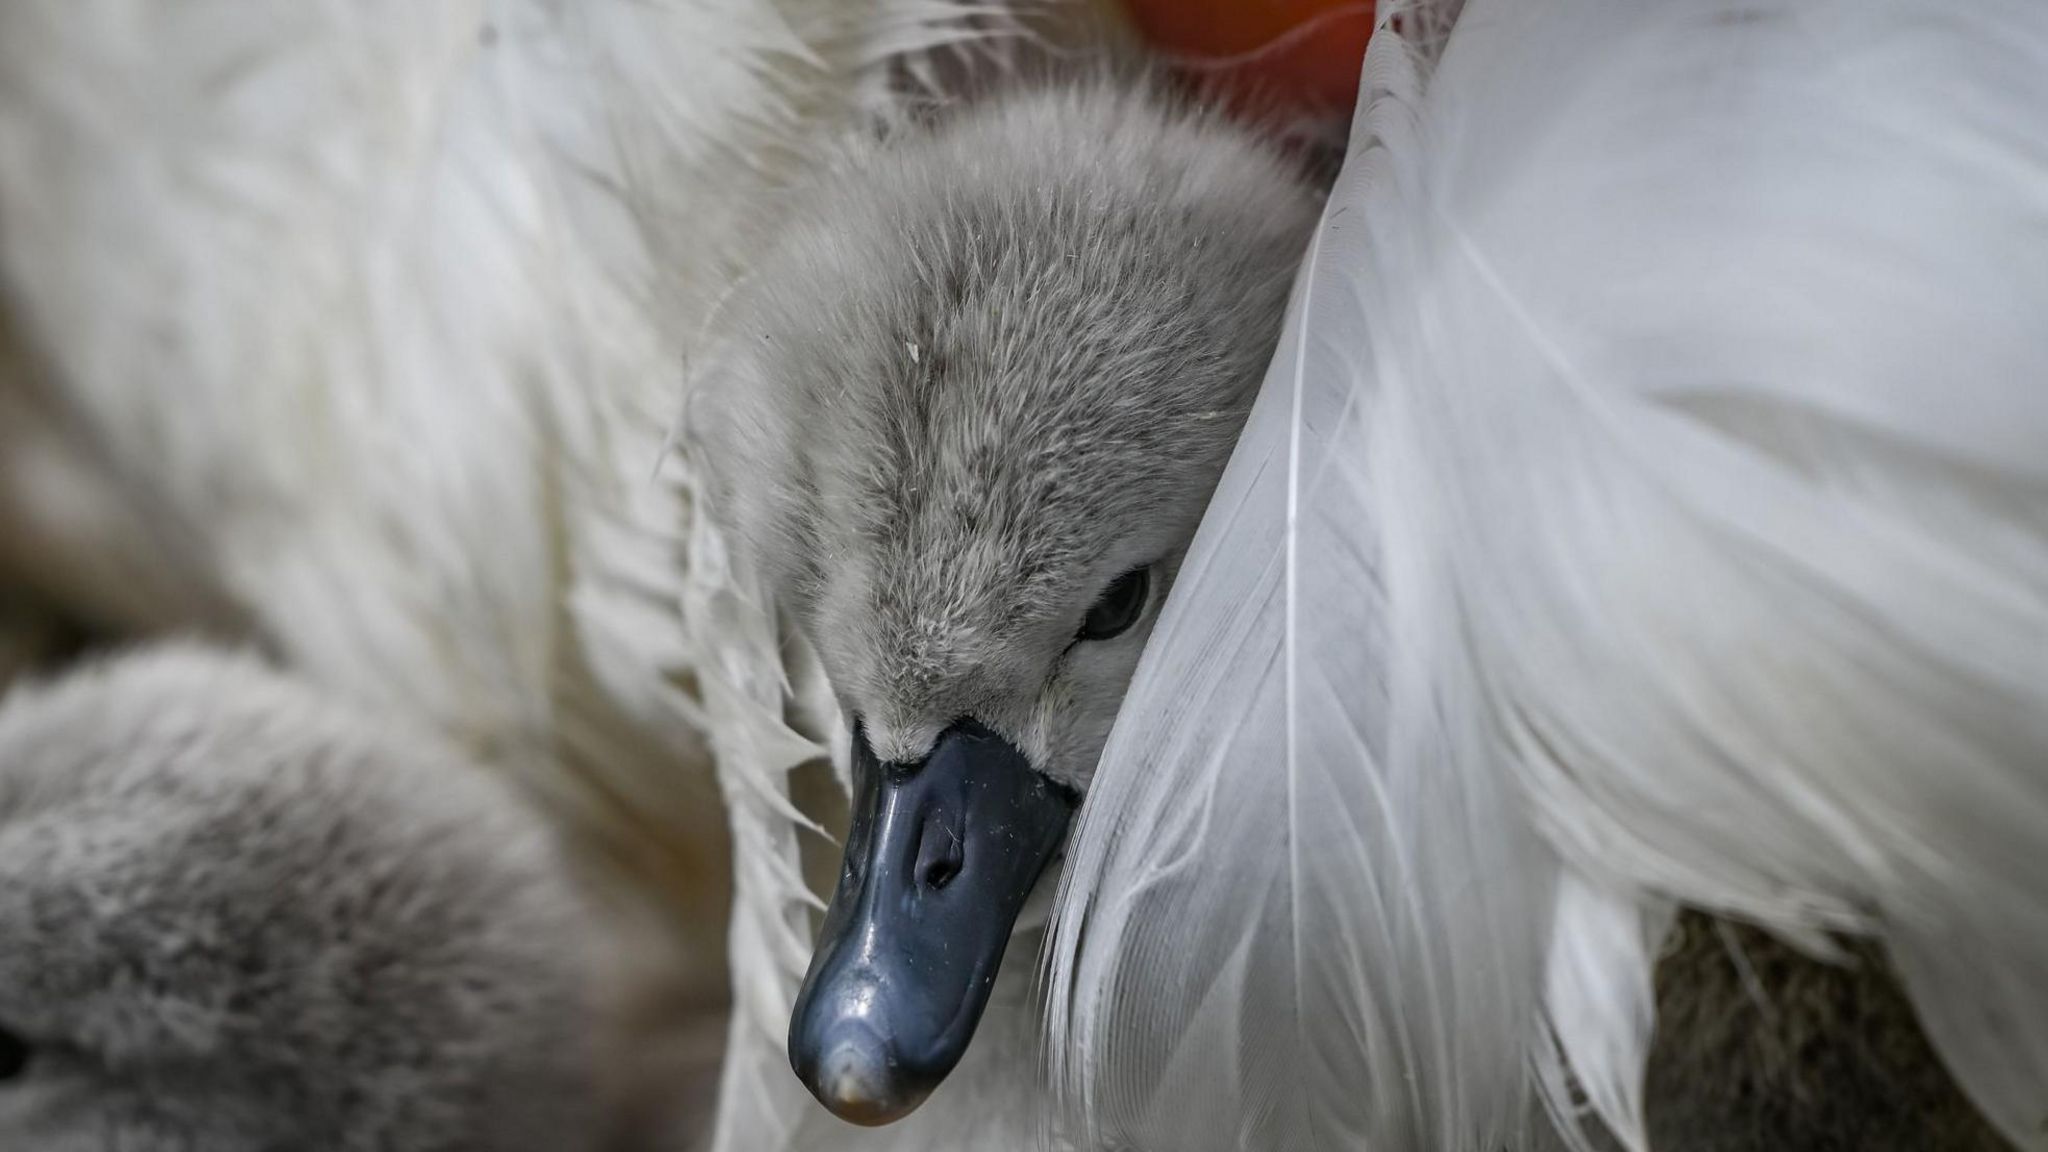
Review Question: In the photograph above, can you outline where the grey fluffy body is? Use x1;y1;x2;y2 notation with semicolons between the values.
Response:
696;80;1323;788
0;645;604;1152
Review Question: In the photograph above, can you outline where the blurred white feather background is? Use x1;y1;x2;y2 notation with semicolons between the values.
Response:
0;0;1113;1146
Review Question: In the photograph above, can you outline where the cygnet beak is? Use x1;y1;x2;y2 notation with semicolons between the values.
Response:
787;718;1075;1126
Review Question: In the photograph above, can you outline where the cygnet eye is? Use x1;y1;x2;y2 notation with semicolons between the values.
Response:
0;1025;32;1083
1077;566;1151;642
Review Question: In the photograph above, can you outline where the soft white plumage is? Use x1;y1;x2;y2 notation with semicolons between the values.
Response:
1048;3;2048;1151
0;0;1096;1147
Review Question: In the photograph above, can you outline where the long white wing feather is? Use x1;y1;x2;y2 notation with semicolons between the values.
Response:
1426;2;2048;1145
1051;1;2048;1150
1046;12;1556;1149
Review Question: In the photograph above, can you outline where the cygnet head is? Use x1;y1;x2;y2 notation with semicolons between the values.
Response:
0;646;605;1152
692;81;1321;1123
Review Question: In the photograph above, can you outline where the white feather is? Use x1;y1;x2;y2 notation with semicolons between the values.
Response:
1047;17;1553;1148
1050;1;2048;1150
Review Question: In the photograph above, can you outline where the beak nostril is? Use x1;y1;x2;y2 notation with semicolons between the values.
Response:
915;813;965;893
921;858;960;891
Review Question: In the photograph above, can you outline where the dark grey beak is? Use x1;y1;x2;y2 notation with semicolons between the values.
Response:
788;718;1076;1126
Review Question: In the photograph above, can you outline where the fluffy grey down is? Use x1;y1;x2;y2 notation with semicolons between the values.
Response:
0;645;604;1152
695;79;1324;790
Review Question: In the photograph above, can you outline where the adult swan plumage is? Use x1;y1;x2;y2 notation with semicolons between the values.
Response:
1045;1;2048;1151
3;0;2046;1149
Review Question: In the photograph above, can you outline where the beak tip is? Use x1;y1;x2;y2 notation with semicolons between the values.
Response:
794;1022;933;1127
789;720;1074;1128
